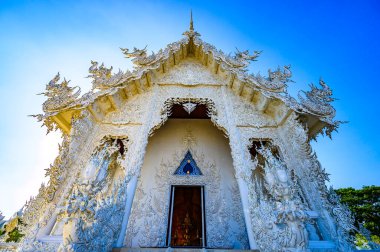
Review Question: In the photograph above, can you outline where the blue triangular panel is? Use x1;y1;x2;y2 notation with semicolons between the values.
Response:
174;150;203;175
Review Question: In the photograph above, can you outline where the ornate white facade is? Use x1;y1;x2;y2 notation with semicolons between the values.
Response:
0;15;356;252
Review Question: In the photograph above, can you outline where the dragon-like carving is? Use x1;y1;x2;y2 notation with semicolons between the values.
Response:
120;46;164;67
39;72;81;113
87;60;123;90
214;48;261;69
61;180;127;252
252;65;292;93
299;78;336;119
248;144;310;251
65;181;99;220
326;187;356;251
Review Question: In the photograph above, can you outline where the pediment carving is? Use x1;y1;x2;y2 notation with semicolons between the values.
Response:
155;58;225;86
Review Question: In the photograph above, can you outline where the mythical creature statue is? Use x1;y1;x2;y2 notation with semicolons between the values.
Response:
120;46;163;67
56;137;128;251
235;48;262;62
60;179;127;252
257;145;293;202
249;144;310;251
65;181;98;220
216;48;261;69
299;78;336;119
87;61;123;90
326;187;356;251
252;65;292;93
39;72;81;113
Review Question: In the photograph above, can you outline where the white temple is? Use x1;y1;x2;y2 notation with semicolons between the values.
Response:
0;14;356;252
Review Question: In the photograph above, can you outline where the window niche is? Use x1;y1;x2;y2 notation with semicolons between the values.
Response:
49;136;128;237
249;140;281;200
83;136;128;187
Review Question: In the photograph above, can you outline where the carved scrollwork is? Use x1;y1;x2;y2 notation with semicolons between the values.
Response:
61;180;127;252
121;46;164;67
248;143;310;251
299;78;336;119
59;135;130;251
39;72;81;113
125;146;249;249
44;136;70;202
87;60;124;90
251;65;292;93
215;48;261;69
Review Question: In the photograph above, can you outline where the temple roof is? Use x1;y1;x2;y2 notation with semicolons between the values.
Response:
33;14;341;139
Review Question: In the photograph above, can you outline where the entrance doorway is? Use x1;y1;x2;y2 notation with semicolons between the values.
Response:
167;186;205;248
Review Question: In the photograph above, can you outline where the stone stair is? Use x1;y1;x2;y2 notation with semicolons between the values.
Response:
113;248;258;252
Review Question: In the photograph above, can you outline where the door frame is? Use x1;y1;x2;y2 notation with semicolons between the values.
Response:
166;185;206;248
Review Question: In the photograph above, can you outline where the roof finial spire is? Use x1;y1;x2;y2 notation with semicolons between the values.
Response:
183;10;200;38
190;10;194;31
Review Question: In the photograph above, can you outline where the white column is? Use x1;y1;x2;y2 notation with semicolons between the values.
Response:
220;86;258;249
116;86;159;247
116;175;138;246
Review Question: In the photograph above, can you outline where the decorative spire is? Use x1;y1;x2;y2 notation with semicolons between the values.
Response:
189;10;194;31
183;10;200;38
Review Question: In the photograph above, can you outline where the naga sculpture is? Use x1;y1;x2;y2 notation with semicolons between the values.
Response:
39;73;81;113
299;78;336;119
87;61;123;90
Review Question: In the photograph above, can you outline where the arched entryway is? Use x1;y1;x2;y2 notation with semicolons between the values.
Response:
124;101;250;249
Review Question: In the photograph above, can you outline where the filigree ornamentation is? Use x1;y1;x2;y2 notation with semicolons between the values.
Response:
252;65;292;93
65;181;99;220
182;11;200;38
88;61;124;90
182;127;197;148
121;46;164;67
39;73;81;113
215;48;261;69
59;136;130;251
161;97;217;119
299;78;336;119
44;136;70;202
125;139;249;249
247;144;310;251
325;187;356;251
15;15;354;252
18;184;51;239
182;102;197;114
61;180;127;252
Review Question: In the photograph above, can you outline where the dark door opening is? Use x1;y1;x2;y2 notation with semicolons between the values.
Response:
167;186;205;248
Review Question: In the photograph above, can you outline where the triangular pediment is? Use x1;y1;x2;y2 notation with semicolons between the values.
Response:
36;20;340;140
156;58;225;86
174;150;202;176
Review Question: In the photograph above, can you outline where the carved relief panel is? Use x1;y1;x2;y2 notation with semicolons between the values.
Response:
124;120;249;249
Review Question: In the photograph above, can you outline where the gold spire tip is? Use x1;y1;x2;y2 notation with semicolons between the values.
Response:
190;10;194;31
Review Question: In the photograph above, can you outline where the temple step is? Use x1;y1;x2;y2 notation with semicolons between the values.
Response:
113;248;259;252
308;241;336;251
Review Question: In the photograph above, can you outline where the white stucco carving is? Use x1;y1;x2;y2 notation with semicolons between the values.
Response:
0;16;356;252
125;120;249;249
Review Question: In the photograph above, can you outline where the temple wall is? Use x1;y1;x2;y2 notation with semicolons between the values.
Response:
124;119;250;249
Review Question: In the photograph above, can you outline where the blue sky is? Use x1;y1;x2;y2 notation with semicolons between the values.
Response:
0;0;379;218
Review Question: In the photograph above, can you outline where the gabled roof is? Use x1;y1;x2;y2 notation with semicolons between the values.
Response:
33;14;341;139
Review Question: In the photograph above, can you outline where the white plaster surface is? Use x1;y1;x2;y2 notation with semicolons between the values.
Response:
125;119;249;249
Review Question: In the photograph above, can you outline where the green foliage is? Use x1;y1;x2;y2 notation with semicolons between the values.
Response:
373;235;380;244
2;218;25;243
355;233;371;249
5;226;24;243
354;233;380;249
335;185;380;237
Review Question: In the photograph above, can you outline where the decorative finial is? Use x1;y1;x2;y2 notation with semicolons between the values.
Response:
190;10;194;31
183;10;200;38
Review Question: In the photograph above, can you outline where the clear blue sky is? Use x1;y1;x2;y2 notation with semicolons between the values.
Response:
0;0;379;218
